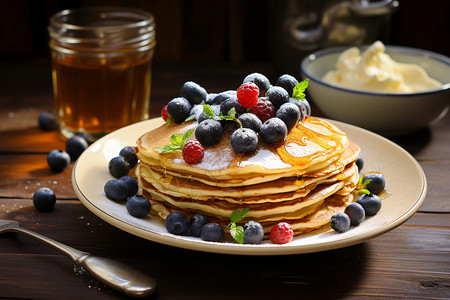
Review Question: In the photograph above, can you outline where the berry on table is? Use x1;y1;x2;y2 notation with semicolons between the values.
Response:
357;193;382;216
119;146;138;168
182;140;204;165
65;136;88;161
180;81;207;105
38;111;58;130
200;223;224;242
165;212;190;235
344;202;365;226
243;221;264;244
108;156;131;178
330;212;351;233
33;187;56;212
167;97;192;124
238;113;262;133
230;128;258;154
190;214;209;237
267;86;289;109
363;173;385;195
126;195;151;218
47;150;71;172
243;73;271;96
195;119;223;146
260;117;288;145
270;222;294;244
119;175;139;197
276;102;301;131
275;74;299;97
104;179;129;202
237;82;259;108
251;98;274;123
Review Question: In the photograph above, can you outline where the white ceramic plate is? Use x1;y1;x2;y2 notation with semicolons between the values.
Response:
72;118;426;255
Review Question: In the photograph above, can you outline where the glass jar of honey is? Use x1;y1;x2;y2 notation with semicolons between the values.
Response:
48;6;156;141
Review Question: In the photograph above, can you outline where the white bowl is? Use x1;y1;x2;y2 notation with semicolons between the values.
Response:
300;45;450;135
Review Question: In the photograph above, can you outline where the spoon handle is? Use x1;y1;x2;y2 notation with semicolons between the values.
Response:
9;226;156;297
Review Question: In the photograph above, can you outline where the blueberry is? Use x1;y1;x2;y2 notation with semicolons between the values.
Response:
344;203;365;226
276;103;301;131
180;81;207;105
190;214;209;237
195;119;223;146
38;111;58;130
104;179;128;202
243;73;270;96
119;175;139;197
206;90;236;105
167;97;192;124
356;156;364;172
330;212;351;233
126;195;151;218
357;193;382;216
33;187;56;212
65;135;88;161
275;74;298;97
260;117;288;145
47;150;71;172
200;223;224;242
302;99;311;117
363;173;385;195
165;212;190;235
206;93;218;104
288;98;307;121
238;113;262;133
230;128;258;154
119;146;138;168
267;86;289;109
220;97;246;117
243;221;264;244
108;156;131;178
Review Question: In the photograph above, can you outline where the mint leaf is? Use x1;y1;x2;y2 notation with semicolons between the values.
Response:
203;102;215;118
230;208;249;223
166;116;173;125
292;79;309;100
171;133;183;146
358;188;371;195
153;129;194;153
230;223;245;244
182;129;194;144
184;114;196;123
219;107;242;127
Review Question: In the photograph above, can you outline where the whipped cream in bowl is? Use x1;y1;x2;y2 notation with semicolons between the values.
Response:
322;41;442;94
301;42;450;135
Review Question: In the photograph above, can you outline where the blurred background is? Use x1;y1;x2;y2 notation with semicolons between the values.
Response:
0;0;449;114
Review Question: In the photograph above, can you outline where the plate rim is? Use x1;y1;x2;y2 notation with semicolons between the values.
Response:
72;117;427;255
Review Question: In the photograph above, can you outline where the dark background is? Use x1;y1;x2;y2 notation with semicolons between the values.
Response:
1;0;448;67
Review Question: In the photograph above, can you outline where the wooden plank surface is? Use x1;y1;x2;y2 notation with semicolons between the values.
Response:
1;61;449;300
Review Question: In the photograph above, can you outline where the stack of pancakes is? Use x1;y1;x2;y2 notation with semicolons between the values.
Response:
135;116;360;236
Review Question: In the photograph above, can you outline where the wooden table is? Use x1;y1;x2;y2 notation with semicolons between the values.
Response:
1;60;449;299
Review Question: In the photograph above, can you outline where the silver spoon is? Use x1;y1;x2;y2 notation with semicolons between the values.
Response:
0;218;156;297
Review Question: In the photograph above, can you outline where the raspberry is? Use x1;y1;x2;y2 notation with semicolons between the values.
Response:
161;105;168;122
237;82;259;108
182;140;204;165
251;98;274;123
270;222;294;244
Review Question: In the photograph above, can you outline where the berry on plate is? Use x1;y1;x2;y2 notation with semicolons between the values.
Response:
270;222;294;244
104;179;129;202
344;202;365;226
190;214;209;237
237;82;259;108
108;156;131;178
119;146;138;168
363;173;386;195
165;212;190;235
330;212;351;233
126;195;151;218
357;193;382;216
182;140;204;164
251;98;274;123
243;221;264;244
200;223;224;242
119;175;139;197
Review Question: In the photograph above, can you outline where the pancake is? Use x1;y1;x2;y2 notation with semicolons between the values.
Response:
135;116;361;237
